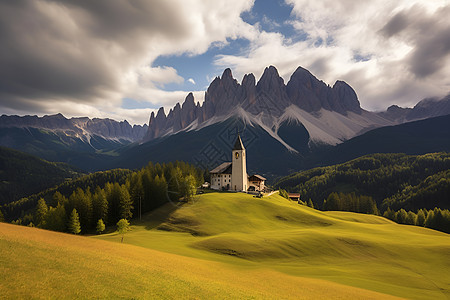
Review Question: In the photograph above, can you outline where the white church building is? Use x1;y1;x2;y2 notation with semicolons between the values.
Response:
210;135;266;192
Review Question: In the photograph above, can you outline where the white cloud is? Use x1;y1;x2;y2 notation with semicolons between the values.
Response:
216;0;450;111
0;0;255;125
1;0;448;126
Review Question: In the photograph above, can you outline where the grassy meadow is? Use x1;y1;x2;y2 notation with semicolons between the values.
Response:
1;192;449;299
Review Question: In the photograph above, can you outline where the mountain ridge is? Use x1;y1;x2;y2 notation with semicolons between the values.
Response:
144;66;389;148
0;113;148;143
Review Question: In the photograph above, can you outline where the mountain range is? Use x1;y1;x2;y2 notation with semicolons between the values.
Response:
144;66;450;149
0;114;148;170
0;65;449;177
0;113;147;143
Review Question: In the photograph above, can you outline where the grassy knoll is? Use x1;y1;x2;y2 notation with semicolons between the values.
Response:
97;192;450;299
0;222;396;299
1;192;449;299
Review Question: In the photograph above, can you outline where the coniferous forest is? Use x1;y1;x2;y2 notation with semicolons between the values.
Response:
276;152;450;233
2;161;203;233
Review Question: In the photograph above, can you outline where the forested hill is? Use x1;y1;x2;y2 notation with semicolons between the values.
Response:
1;161;203;234
0;146;83;206
275;152;450;212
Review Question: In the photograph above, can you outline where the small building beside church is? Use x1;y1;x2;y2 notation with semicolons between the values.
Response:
248;175;266;191
210;135;266;192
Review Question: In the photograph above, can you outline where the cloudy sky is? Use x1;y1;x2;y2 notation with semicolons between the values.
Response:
0;0;449;125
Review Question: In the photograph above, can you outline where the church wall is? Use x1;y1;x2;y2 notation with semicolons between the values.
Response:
231;149;248;191
211;173;232;190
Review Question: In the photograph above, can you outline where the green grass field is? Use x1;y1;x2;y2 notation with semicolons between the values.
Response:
1;192;449;299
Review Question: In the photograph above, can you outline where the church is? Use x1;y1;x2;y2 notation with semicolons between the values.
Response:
210;135;266;192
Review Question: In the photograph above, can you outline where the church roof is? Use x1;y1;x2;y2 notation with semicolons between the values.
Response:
233;135;245;150
249;174;266;181
210;162;232;174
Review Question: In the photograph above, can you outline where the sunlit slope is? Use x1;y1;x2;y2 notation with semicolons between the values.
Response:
98;192;450;299
0;223;398;299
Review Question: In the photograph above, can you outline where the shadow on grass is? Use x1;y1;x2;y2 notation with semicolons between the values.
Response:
128;201;188;231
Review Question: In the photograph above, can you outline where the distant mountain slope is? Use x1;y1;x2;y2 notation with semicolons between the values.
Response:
378;94;450;123
0;127;121;171
275;152;450;212
0;114;147;171
0;113;148;142
116;117;307;179
0;146;82;205
113;115;450;180
313;114;450;166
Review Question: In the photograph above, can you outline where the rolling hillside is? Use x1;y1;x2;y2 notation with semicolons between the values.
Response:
1;223;396;299
2;192;449;299
0;146;82;205
97;192;449;299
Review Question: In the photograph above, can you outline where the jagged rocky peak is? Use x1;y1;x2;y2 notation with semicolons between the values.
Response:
180;93;197;129
286;66;361;114
254;66;290;114
286;66;327;112
144;65;365;141
331;80;361;114
257;66;285;91
222;67;233;79
241;73;257;106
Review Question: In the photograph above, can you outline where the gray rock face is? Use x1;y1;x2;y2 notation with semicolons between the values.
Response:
286;67;361;114
0;114;148;142
408;95;450;120
378;94;450;122
144;65;363;141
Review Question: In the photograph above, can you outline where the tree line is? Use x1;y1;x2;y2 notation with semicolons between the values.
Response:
383;207;450;234
275;152;450;233
5;161;203;234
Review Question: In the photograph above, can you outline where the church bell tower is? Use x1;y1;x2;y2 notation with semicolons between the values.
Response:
231;135;248;191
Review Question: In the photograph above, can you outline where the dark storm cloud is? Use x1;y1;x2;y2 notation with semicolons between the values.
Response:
381;5;450;78
56;0;189;42
380;12;408;37
0;0;191;111
408;6;450;78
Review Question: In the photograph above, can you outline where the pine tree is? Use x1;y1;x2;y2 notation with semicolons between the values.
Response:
424;210;435;228
45;203;67;232
383;208;395;221
405;211;417;225
35;198;48;228
307;199;314;209
0;209;4;222
119;184;133;220
416;209;426;226
92;187;108;224
68;209;81;234
395;209;408;224
52;191;67;206
96;219;105;234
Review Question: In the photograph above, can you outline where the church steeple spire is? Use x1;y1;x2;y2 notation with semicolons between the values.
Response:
233;134;245;150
